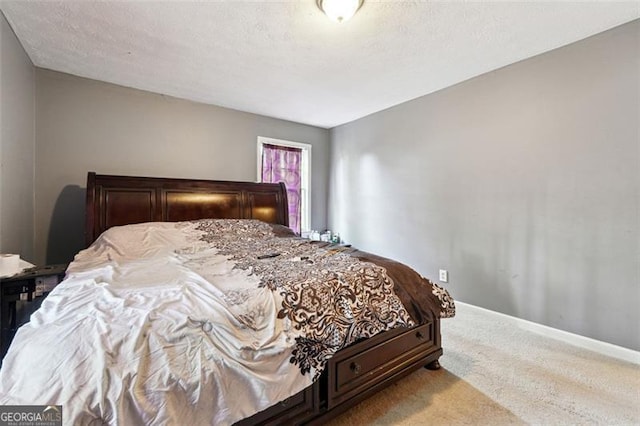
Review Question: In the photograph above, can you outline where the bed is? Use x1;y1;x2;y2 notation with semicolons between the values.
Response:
0;172;455;425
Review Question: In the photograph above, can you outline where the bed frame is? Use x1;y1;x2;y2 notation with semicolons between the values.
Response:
85;172;290;246
85;172;443;425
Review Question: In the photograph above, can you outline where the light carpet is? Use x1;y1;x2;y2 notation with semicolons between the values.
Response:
328;303;640;425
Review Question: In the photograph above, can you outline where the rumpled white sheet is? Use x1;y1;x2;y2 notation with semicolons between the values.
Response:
0;222;311;425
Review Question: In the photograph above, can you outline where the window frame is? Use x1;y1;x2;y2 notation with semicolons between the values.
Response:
257;136;312;233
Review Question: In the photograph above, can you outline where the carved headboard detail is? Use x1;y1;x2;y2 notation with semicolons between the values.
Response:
85;172;289;246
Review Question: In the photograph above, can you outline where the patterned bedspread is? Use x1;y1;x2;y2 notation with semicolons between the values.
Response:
0;220;454;425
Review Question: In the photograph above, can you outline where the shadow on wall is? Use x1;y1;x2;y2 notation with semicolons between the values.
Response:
459;250;518;317
46;185;86;264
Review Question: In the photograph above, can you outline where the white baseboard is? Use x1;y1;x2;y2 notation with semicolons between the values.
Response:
457;301;640;365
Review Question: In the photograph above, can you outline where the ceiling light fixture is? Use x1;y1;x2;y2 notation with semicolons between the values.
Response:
317;0;364;23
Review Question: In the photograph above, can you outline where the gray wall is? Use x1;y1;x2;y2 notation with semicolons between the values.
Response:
35;69;330;265
0;12;35;261
329;21;639;350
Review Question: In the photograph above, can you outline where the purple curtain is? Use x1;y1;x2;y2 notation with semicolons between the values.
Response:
261;144;302;234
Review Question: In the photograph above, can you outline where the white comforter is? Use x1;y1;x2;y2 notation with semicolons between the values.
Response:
0;220;413;425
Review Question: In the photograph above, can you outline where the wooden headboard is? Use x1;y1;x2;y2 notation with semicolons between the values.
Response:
85;172;289;246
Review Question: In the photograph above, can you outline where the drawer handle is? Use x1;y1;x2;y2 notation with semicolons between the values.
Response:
416;331;424;340
350;362;362;375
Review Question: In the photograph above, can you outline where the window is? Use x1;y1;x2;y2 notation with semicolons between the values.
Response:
257;137;311;235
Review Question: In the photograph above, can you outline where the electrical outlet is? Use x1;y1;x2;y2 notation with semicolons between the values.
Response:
439;269;448;283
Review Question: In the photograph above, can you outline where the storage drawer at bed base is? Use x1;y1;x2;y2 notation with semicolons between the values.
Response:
234;381;319;426
327;322;436;409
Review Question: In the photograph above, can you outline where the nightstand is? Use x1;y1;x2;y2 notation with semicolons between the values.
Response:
0;264;67;358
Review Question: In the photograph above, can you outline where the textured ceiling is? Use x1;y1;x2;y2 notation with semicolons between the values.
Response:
1;1;638;128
